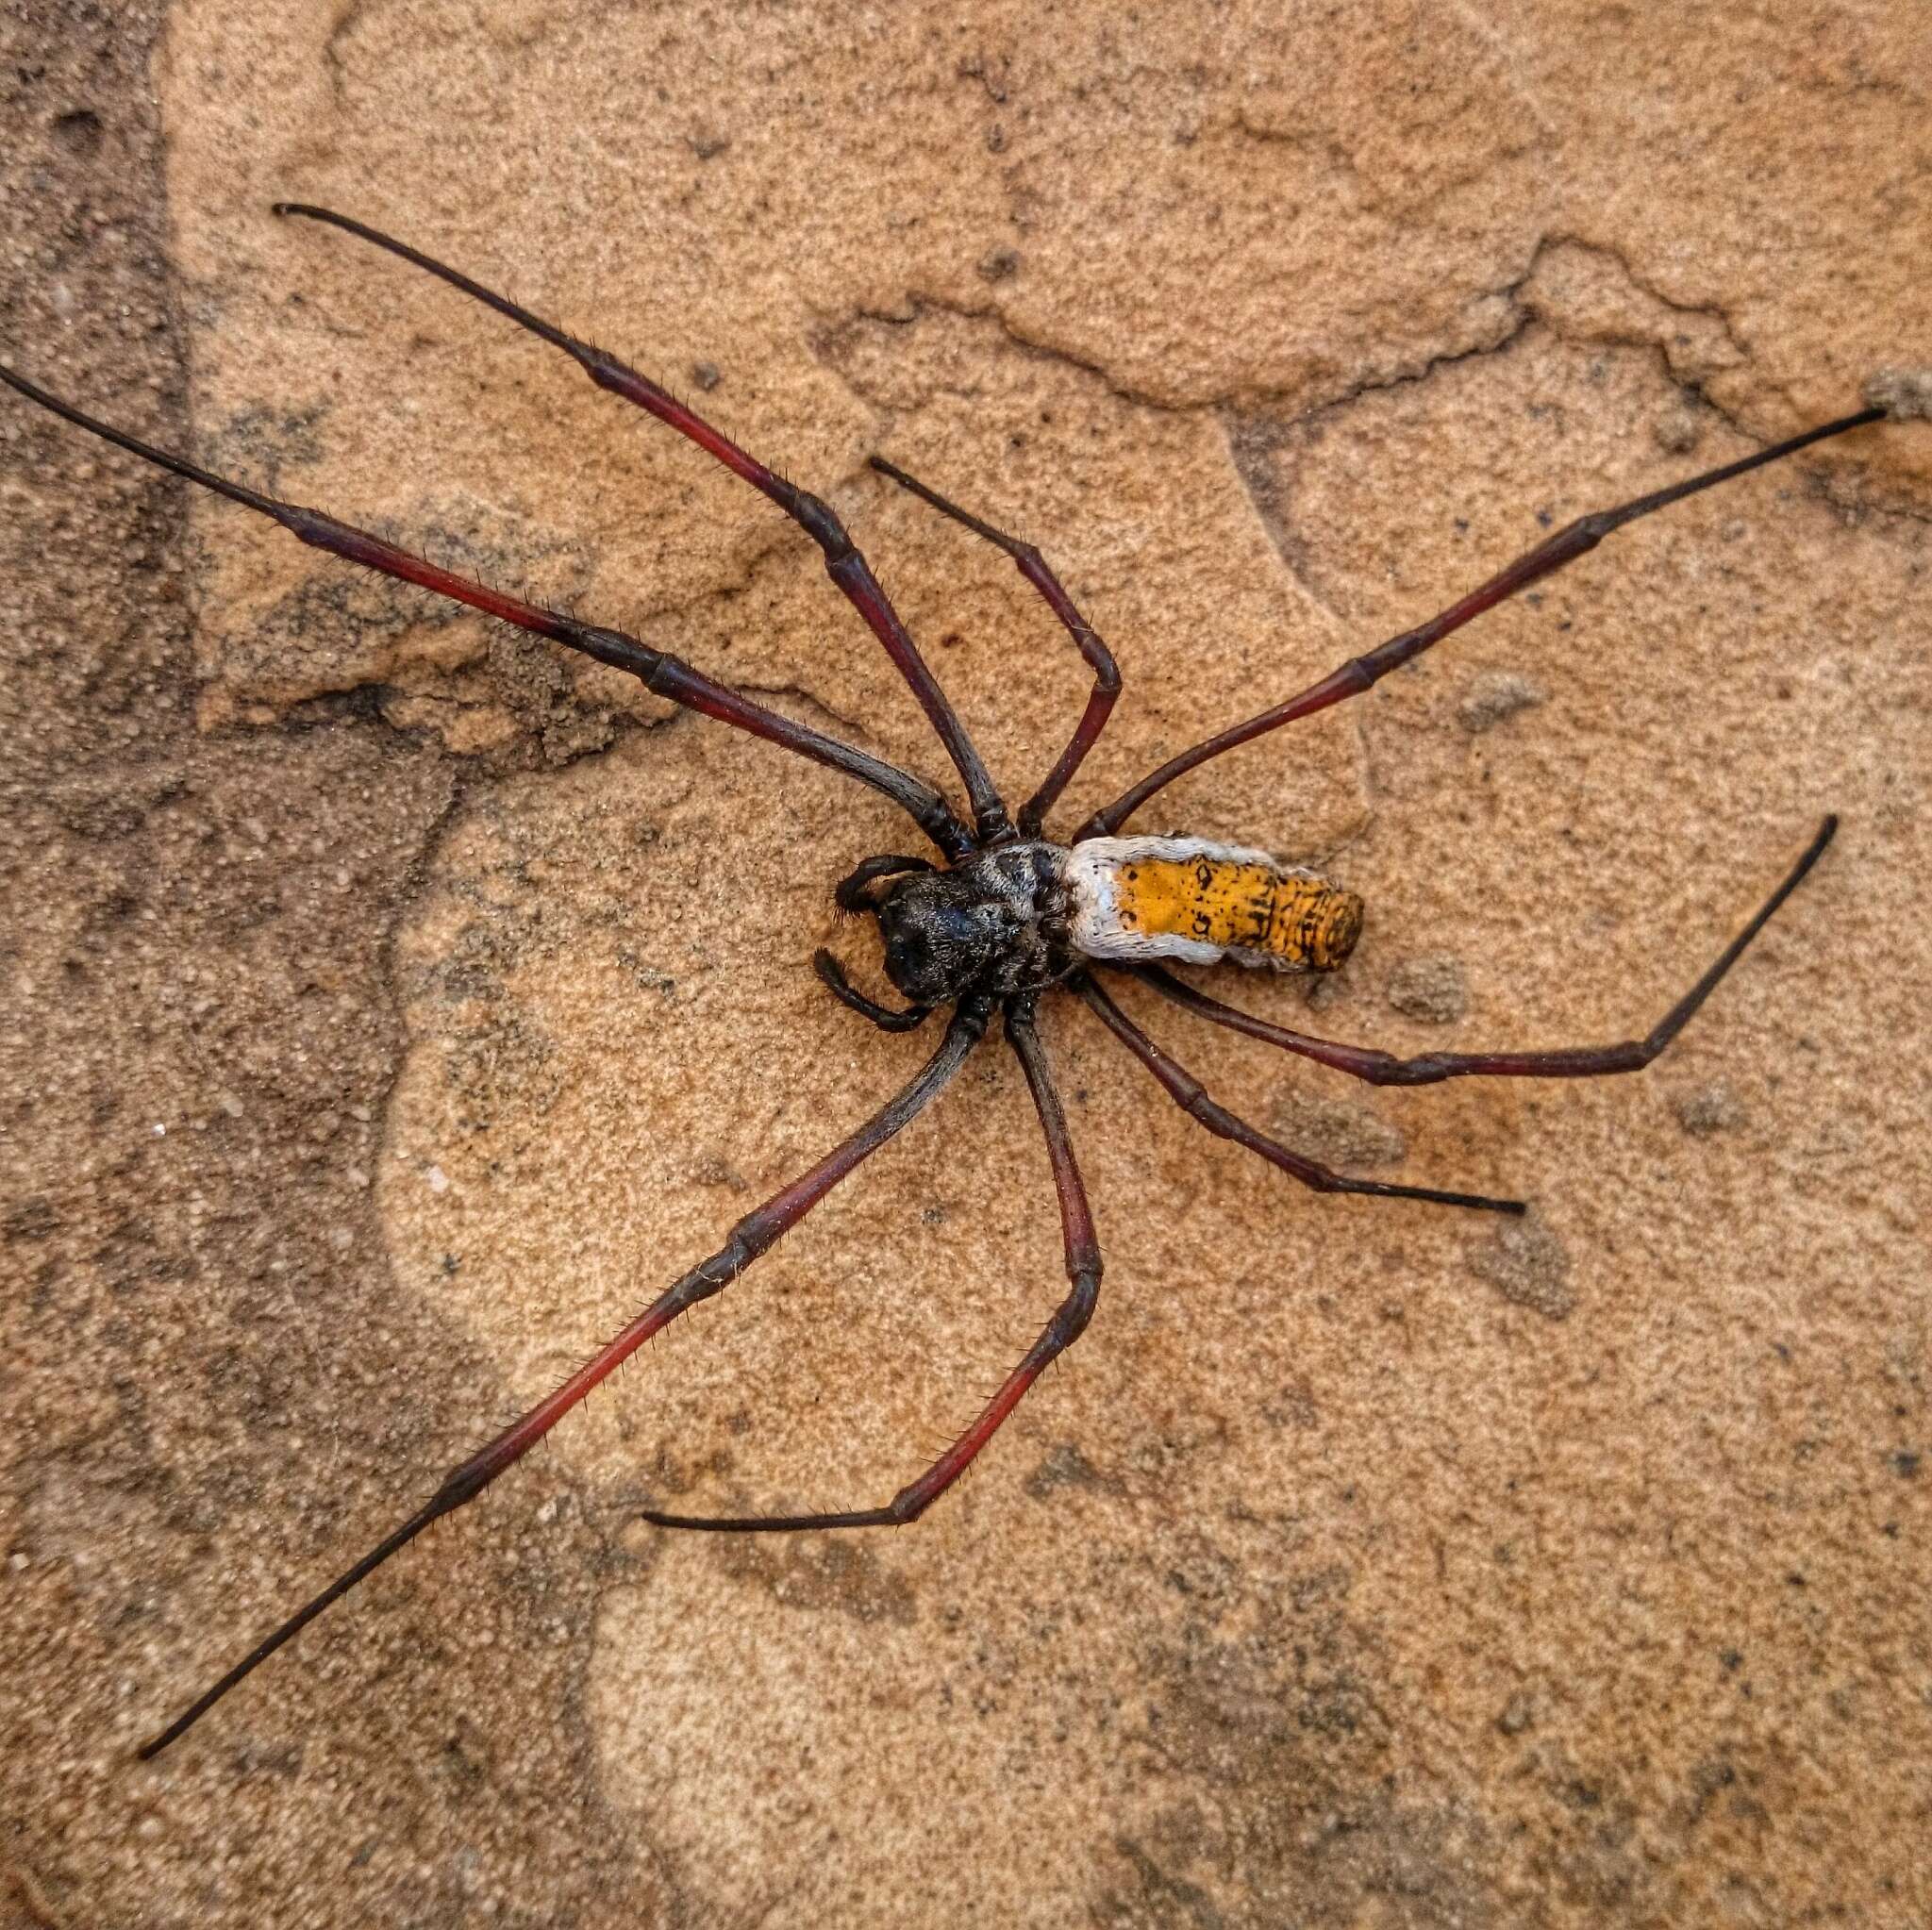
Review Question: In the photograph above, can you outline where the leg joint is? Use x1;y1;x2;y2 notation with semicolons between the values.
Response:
884;1486;928;1525
696;1230;758;1290
430;1458;491;1513
794;491;856;560
1050;1269;1101;1347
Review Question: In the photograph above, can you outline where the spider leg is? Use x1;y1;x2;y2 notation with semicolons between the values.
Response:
133;1000;993;1757
1128;816;1838;1085
1076;973;1524;1214
1079;406;1890;837
273;203;1012;844
871;456;1122;836
813;949;932;1032
0;362;969;859
642;994;1101;1531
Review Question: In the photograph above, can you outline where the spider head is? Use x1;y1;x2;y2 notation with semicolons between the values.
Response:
873;869;1007;1005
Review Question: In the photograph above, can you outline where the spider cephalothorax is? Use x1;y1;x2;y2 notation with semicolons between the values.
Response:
842;845;1078;1008
3;198;1909;1756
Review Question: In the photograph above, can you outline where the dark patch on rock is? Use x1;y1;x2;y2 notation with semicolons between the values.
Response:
1470;1210;1574;1319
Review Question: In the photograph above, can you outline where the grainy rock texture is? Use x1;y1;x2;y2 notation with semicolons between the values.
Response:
3;4;1928;1926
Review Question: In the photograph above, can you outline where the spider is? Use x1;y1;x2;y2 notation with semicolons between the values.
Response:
4;206;1912;1759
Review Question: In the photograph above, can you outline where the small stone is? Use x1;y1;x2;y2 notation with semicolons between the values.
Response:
1674;1081;1743;1136
1652;402;1703;455
426;1164;450;1194
1497;1691;1535;1735
1471;1210;1574;1320
1386;955;1468;1024
1271;1092;1406;1169
1863;367;1932;422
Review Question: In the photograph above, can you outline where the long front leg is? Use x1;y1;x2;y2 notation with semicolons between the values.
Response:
0;362;970;858
1128;816;1838;1086
1077;975;1524;1215
1079;407;1891;838
274;204;1011;843
642;995;1102;1532
870;457;1122;836
135;1001;991;1757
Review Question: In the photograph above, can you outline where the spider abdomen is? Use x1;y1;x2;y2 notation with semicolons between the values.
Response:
1065;836;1362;973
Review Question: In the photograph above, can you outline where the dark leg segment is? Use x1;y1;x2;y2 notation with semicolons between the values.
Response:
641;995;1102;1531
871;456;1122;835
0;361;970;859
274;204;1011;843
1129;816;1838;1085
1079;407;1888;838
134;1000;993;1756
1076;974;1524;1215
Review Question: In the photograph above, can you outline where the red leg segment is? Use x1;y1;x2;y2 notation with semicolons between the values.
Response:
1076;974;1524;1214
870;457;1122;836
1079;408;1888;838
133;1000;993;1756
0;361;970;858
275;204;1012;843
1129;816;1838;1085
641;995;1102;1532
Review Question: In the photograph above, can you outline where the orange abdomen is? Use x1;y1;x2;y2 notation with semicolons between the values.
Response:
1110;855;1362;971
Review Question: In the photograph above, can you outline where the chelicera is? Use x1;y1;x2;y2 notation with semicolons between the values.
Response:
3;206;1911;1757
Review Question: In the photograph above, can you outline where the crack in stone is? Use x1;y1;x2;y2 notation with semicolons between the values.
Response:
735;679;872;745
321;0;375;113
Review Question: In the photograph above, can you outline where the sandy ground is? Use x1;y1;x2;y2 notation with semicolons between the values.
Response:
3;2;1928;1925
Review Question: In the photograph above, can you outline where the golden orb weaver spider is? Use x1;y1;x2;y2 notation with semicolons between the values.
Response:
3;205;1917;1757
